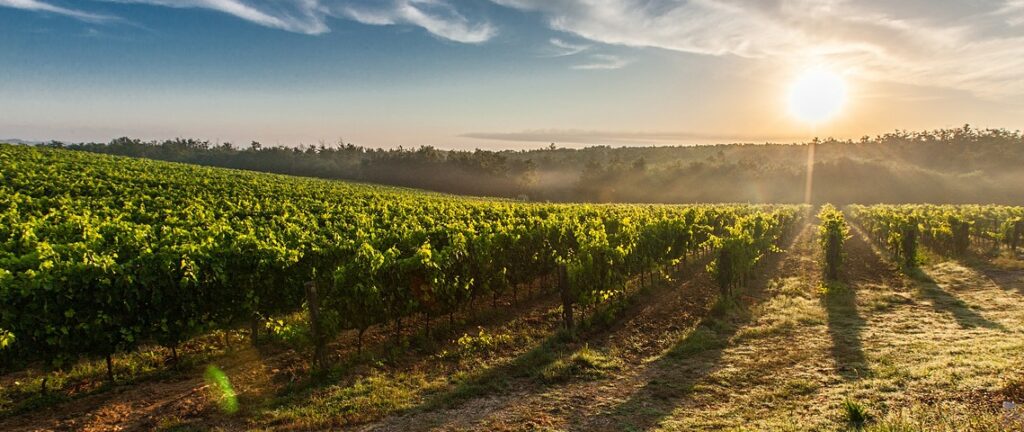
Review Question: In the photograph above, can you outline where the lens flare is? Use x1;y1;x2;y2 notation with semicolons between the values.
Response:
204;365;238;414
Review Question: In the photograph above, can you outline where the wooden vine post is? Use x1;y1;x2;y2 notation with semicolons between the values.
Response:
559;263;574;330
305;280;328;371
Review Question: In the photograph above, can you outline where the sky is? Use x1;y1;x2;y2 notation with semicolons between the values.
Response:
2;0;1024;150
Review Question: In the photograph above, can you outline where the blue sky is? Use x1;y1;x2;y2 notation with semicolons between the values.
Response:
3;0;1024;149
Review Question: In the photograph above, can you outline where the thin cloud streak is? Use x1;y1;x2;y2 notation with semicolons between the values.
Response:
16;0;496;42
342;0;495;43
571;54;630;70
546;38;590;57
101;0;328;34
546;38;631;70
0;0;115;22
462;130;807;145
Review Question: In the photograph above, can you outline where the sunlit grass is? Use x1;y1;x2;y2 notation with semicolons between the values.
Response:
538;345;620;383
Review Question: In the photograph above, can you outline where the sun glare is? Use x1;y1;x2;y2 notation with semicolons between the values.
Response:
787;67;848;125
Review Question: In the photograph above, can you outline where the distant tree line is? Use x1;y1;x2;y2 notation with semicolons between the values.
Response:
49;125;1024;204
58;138;536;198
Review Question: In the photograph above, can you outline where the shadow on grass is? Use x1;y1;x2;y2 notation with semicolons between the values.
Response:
594;301;747;432
843;226;1004;375
820;229;879;381
585;224;808;432
249;260;700;430
419;330;572;412
822;281;867;380
911;269;1005;331
243;294;566;428
360;252;726;431
256;223;808;431
413;259;713;415
960;256;1024;297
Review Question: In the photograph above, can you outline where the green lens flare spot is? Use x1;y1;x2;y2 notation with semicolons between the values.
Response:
204;365;238;414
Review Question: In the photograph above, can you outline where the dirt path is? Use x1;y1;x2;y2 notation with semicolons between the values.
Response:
359;222;812;432
634;222;1024;430
0;283;565;431
357;268;722;431
0;342;294;431
586;220;831;431
366;218;1024;431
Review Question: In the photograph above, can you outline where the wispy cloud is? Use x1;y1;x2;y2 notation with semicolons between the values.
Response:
489;0;1024;97
341;0;495;43
0;0;115;23
101;0;328;34
8;0;1024;97
8;0;497;42
546;38;631;70
462;129;804;145
546;38;590;57
571;54;630;70
1001;0;1024;25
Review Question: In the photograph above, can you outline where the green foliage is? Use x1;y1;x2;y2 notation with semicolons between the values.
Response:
0;329;12;350
263;316;310;349
849;205;921;269
842;399;873;429
710;210;800;296
0;144;803;373
1002;217;1023;252
817;204;850;280
441;328;514;360
850;204;1024;266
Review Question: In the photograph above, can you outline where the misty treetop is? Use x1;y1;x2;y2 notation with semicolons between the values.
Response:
46;126;1024;205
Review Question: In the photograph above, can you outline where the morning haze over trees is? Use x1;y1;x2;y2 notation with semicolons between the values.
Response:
61;125;1024;205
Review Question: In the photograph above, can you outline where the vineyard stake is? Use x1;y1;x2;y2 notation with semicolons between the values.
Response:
305;281;328;371
559;264;574;330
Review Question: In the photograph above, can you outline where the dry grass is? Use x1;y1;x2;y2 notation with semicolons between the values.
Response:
628;225;1024;431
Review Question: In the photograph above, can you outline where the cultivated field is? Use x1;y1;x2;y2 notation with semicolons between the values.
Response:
2;144;1023;431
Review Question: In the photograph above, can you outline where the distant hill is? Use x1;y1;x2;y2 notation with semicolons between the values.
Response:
0;139;43;146
50;126;1024;205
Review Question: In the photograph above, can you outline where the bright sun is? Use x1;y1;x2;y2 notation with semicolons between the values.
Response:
787;67;848;125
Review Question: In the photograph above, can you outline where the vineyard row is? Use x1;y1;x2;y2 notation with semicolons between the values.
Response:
0;145;801;379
